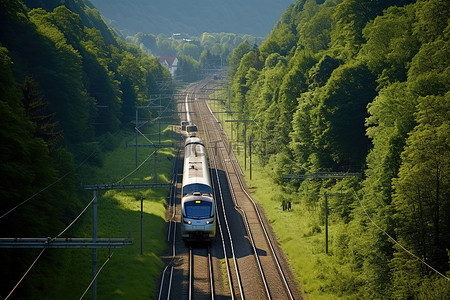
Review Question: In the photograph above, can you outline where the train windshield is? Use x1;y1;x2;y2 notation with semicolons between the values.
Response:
184;200;213;218
183;184;212;196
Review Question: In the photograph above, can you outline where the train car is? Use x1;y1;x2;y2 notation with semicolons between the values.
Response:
181;137;216;241
181;120;189;131
186;124;198;137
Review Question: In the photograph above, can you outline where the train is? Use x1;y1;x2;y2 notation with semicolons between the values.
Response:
181;136;216;241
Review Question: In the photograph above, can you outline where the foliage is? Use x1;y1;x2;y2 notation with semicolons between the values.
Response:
230;0;450;298
0;0;172;298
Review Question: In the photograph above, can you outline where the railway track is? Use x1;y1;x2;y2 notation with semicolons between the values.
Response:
189;245;214;299
157;78;301;299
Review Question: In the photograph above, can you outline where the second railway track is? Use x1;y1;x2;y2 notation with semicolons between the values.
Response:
158;77;301;299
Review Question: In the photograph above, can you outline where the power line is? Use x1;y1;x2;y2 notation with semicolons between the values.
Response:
79;252;114;300
5;248;46;300
4;196;96;298
0;171;70;220
54;196;95;238
353;189;449;281
1;90;176;298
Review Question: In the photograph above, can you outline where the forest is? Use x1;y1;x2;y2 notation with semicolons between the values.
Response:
0;0;173;296
228;0;449;298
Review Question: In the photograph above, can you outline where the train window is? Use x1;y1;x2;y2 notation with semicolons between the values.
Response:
187;125;198;133
183;184;212;196
184;200;213;218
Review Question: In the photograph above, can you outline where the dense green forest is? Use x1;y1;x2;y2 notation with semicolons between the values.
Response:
0;0;172;297
229;0;449;297
90;0;295;37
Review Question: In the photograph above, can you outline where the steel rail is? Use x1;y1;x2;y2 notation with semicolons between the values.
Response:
201;94;271;299
201;77;294;299
219;105;295;300
185;88;215;300
157;124;183;300
229;149;295;300
189;247;193;300
191;89;241;299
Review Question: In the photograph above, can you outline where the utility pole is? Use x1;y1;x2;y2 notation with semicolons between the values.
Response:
83;183;171;260
225;119;255;170
249;139;252;180
247;139;267;180
0;188;134;300
126;143;173;183
282;172;362;254
140;195;143;255
325;193;328;254
92;189;98;300
135;110;138;168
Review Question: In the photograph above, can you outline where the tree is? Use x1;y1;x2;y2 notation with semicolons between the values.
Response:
360;4;419;87
29;7;92;143
176;55;200;82
275;50;316;146
316;62;377;170
391;92;450;296
21;76;63;150
228;41;252;78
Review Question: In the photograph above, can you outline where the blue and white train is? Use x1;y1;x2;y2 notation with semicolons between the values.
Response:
181;136;216;241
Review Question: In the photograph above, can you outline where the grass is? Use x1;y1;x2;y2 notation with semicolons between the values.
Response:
29;125;177;299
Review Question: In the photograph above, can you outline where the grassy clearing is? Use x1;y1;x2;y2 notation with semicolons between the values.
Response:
31;126;176;299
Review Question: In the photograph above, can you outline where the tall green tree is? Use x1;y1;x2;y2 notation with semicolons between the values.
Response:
21;76;63;150
316;62;377;170
391;92;450;297
228;41;252;78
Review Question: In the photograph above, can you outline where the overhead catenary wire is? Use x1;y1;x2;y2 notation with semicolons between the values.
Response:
79;252;114;300
53;196;96;239
222;78;449;283
4;119;167;298
114;127;160;184
5;248;46;300
353;189;450;281
5;195;97;299
114;149;156;184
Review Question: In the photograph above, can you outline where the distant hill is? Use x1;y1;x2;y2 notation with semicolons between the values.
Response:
90;0;295;37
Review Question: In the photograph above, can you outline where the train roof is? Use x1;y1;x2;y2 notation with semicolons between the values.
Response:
183;137;211;190
185;136;204;147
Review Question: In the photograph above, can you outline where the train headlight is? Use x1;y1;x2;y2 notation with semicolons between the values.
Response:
206;220;214;224
188;221;192;225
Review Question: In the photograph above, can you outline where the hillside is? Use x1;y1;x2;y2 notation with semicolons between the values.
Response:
0;0;173;297
229;0;450;298
90;0;295;37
